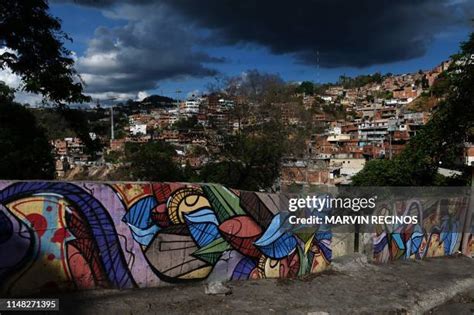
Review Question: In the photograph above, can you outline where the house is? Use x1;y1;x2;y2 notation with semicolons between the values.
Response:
130;124;147;136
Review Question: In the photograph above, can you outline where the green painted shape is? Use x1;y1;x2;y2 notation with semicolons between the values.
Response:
294;229;316;243
193;237;231;264
202;184;245;222
297;246;311;276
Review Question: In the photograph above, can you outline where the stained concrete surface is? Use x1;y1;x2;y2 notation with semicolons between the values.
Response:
35;256;474;315
428;289;474;315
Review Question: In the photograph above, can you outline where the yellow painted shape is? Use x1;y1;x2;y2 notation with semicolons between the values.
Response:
178;266;213;279
167;188;210;224
263;258;280;278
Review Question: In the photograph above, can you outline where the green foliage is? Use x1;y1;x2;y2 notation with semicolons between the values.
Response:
430;73;450;97
32;108;104;156
32;109;76;139
351;160;400;186
313;84;330;95
0;1;89;104
59;108;102;155
226;69;285;102
141;95;176;106
104;150;122;164
375;90;393;100
173;116;199;130
338;73;384;89
322;103;345;120
0;83;15;102
116;142;184;182
0;84;54;179
200;120;286;191
296;81;314;95
421;75;430;89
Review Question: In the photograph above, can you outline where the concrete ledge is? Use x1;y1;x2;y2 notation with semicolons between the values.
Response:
53;257;474;314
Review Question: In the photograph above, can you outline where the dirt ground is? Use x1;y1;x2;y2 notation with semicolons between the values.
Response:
33;256;474;315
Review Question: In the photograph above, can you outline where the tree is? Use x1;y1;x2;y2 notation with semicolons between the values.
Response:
199;120;287;191
0;83;54;179
113;142;184;182
59;108;102;156
296;81;314;95
0;0;89;104
173;116;199;130
338;73;384;89
351;160;403;186
199;70;293;191
226;69;285;102
353;33;474;186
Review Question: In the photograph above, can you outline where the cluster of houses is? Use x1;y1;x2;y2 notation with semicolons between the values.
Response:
279;61;452;190
51;135;99;177
50;59;473;186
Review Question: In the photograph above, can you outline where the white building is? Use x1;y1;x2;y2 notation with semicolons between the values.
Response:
358;119;388;143
130;124;147;136
217;98;234;111
330;126;342;135
183;99;201;115
330;158;366;178
321;96;333;102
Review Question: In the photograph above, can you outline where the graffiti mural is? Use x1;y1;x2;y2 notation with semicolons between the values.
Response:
373;197;468;263
0;181;331;295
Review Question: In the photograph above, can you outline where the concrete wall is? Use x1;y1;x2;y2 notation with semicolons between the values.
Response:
368;196;470;263
0;181;331;295
0;181;471;295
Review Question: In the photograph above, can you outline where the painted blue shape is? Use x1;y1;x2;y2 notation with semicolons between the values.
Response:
232;257;257;280
315;230;331;241
254;214;297;259
128;224;160;246
374;234;388;254
122;196;157;229
184;209;220;248
314;230;332;261
406;230;424;258
391;233;405;250
440;218;460;255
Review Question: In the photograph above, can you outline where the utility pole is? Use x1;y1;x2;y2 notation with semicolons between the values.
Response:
175;90;182;103
96;97;117;141
110;106;114;140
175;90;182;117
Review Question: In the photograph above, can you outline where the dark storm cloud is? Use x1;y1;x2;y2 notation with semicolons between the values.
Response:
56;0;473;97
160;0;474;68
60;0;474;69
59;0;154;7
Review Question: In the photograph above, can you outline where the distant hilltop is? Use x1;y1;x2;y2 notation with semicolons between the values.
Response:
141;95;176;106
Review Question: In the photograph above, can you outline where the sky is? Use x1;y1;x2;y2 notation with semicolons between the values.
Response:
3;0;474;104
